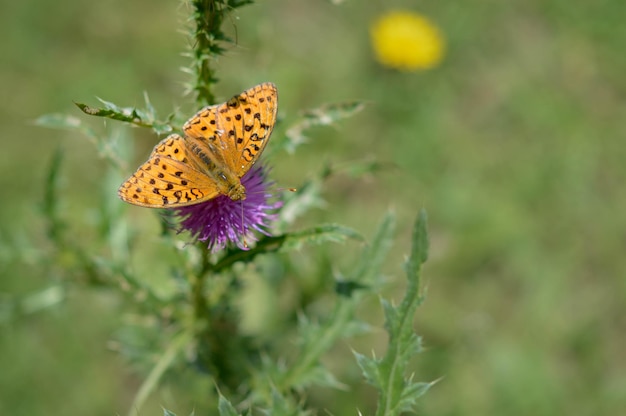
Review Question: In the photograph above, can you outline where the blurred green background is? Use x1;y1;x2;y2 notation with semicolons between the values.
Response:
1;0;625;415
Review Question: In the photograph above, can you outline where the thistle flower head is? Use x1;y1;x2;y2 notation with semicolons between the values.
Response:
175;164;281;252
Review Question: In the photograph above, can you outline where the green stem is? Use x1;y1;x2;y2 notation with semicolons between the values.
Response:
193;249;213;321
184;0;258;392
280;299;355;389
190;249;213;374
191;0;226;106
127;329;193;416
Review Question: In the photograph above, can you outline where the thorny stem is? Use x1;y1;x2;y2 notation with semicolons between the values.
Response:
188;0;261;392
188;0;229;379
190;250;216;377
191;0;227;106
190;0;253;106
191;249;212;332
127;329;193;416
192;247;250;390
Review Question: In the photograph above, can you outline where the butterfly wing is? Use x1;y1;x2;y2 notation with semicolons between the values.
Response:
118;134;220;208
119;84;278;207
183;82;278;177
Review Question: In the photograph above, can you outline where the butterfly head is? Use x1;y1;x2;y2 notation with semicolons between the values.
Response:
227;182;247;201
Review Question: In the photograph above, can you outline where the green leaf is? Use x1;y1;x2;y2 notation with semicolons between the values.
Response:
397;381;435;411
75;100;143;123
20;286;65;315
342;319;372;337
301;101;365;123
292;363;347;390
35;113;99;140
276;175;327;227
280;224;363;251
381;298;398;334
352;210;433;416
74;98;174;134
404;209;429;279
339;158;396;179
335;279;369;297
268;387;300;416
212;224;362;272
280;100;366;154
163;409;177;416
36;112;127;169
349;210;395;285
227;0;254;8
0;285;66;323
218;393;241;416
354;351;381;386
128;330;193;416
41;147;65;241
277;160;388;230
255;215;393;397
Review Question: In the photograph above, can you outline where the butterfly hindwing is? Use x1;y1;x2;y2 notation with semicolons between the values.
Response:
118;134;220;207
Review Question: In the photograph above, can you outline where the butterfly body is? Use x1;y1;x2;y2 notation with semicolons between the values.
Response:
183;136;247;201
118;83;277;208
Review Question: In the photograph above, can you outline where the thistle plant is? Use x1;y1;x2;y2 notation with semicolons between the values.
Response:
32;1;437;414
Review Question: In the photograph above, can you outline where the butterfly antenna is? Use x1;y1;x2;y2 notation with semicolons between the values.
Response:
248;187;297;198
241;200;248;249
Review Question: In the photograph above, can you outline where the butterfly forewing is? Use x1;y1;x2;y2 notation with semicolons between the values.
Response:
118;134;220;207
232;82;278;176
183;82;278;176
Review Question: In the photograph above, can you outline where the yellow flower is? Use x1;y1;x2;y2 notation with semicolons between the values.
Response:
370;10;445;71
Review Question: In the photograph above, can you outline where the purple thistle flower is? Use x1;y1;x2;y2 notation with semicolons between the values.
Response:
174;164;281;252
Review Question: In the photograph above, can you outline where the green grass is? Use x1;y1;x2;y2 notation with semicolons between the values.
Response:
1;0;625;415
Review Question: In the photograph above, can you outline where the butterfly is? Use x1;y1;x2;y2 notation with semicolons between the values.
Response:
118;82;278;208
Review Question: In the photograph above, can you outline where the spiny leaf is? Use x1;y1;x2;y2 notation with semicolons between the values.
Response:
260;215;393;397
36;112;128;170
349;210;395;285
301;101;365;123
268;387;303;416
281;100;366;154
276;175;327;227
218;392;241;416
20;286;65;315
227;0;254;7
35;113;99;140
405;209;429;278
41;147;65;241
128;330;193;416
339;159;396;179
212;224;362;272
74;98;174;134
398;381;434;412
335;279;369;297
354;351;381;386
280;224;363;251
353;210;432;416
291;363;347;390
75;100;143;123
277;159;386;230
341;320;372;337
